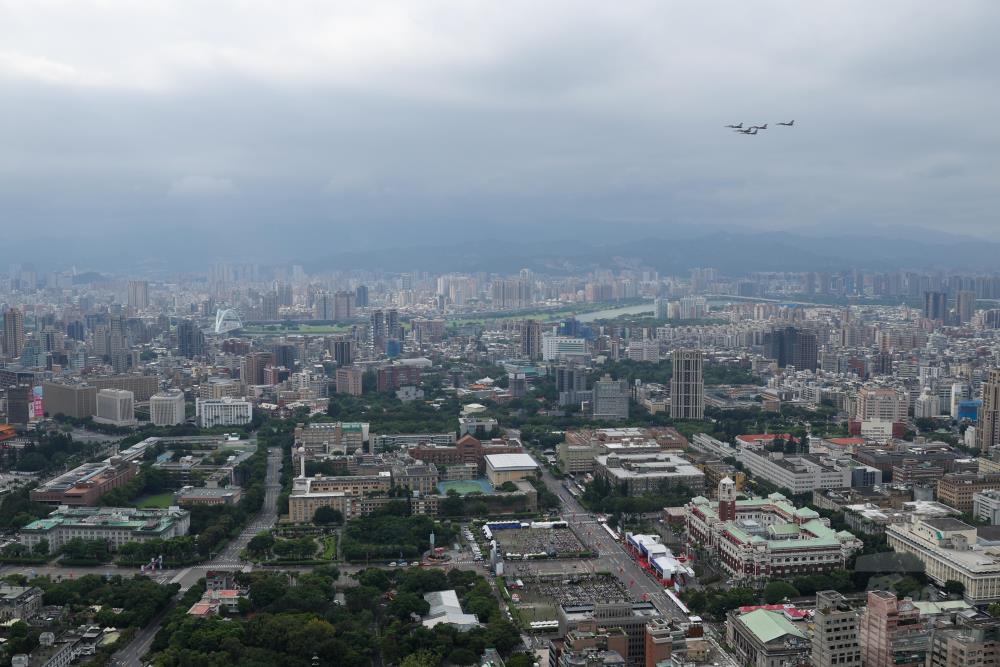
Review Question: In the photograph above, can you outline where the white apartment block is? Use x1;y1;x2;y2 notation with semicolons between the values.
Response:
196;397;253;428
150;390;186;426
542;336;588;361
94;389;135;426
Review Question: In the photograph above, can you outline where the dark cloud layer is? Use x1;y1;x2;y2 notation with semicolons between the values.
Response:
1;1;999;268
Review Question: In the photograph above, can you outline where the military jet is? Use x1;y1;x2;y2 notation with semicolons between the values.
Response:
725;122;743;129
777;120;795;126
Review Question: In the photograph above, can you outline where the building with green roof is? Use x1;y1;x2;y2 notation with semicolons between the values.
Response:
726;607;810;667
686;480;863;586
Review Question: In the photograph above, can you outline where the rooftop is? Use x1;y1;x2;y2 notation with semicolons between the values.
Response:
484;453;538;470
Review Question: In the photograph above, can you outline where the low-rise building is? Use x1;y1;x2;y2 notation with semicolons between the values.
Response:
174;485;243;506
886;517;1000;605
294;421;369;455
30;459;138;506
94;389;136;427
725;607;810;667
938;473;1000;512
594;453;705;496
735;448;855;495
484;453;539;486
19;506;190;551
557;602;661;667
974;490;1000;525
687;480;862;584
0;584;42;621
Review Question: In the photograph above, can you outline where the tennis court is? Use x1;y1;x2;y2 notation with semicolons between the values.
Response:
436;479;493;495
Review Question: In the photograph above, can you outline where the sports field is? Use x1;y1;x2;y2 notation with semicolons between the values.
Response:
436;479;493;495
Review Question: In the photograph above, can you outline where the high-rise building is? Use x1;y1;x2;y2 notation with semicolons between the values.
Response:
196;398;252;427
94;389;136;426
977;369;1000;453
670;349;704;420
519;320;542;361
42;382;97;419
556;366;590;407
261;291;279;320
314;292;335;320
3;308;25;359
176;319;205;359
354;284;369;308
765;326;818;370
334;291;355;321
592;374;629;420
370;310;386;350
956;290;976;325
386;309;400;340
242;351;274;386
330;337;354;366
108;314;128;373
5;385;30;425
859;590;926;667
924;291;948;322
336;366;364;396
812;591;861;667
150;390;186;426
127;280;149;310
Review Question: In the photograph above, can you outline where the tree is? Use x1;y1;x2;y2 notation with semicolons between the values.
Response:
763;581;800;604
32;539;49;556
944;580;965;596
313;506;344;525
247;533;275;557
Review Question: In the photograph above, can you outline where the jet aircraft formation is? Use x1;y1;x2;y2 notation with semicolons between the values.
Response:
725;120;794;135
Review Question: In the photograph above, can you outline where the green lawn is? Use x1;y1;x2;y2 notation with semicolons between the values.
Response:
137;492;175;508
320;535;338;560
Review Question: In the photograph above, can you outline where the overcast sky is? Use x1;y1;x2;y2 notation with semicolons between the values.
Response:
2;1;999;261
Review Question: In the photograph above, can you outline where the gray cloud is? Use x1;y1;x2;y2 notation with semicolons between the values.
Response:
1;0;999;266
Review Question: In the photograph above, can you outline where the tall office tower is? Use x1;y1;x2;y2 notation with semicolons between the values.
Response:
243;351;274;385
276;283;293;306
262;291;279;320
355;284;369;308
271;343;297;369
592;374;629;420
108;314;128;372
519;320;542;360
5;385;30;425
330;337;354;366
370;310;386;349
314;291;335;320
956;290;976;324
127;280;149;310
492;278;531;310
812;591;861;667
386;309;400;340
977;369;1000;453
670;349;704;420
3;308;25;358
176;319;205;358
150;390;186;426
923;290;948;321
95;389;136;426
334;290;355;321
555;365;589;407
765;326;818;370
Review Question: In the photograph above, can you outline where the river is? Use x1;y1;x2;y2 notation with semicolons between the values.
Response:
575;302;655;322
